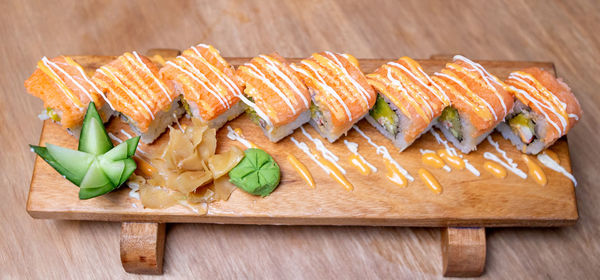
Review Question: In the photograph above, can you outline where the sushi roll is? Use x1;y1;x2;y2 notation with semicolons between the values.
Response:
159;44;244;129
431;55;513;153
498;67;582;154
24;56;114;135
236;53;311;142
92;51;183;144
291;51;376;142
366;57;450;151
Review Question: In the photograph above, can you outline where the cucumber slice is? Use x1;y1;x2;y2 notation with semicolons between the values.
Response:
99;160;125;186
118;158;137;186
79;184;116;200
79;102;113;155
30;145;86;186
46;143;94;184
100;140;128;162
124;136;140;157
79;161;115;199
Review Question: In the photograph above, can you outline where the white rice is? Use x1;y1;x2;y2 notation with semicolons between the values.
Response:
434;113;492;154
261;110;310;142
130;96;185;144
497;100;549;154
308;87;366;143
187;99;245;129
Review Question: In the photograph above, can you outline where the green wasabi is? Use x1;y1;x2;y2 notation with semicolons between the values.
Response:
439;107;463;141
228;148;281;197
369;95;398;135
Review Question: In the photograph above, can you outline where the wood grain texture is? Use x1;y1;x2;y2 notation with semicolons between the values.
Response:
442;227;486;277
26;55;577;227
120;222;166;274
2;0;600;278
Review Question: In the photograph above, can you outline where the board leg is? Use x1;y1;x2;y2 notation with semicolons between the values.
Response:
441;227;486;277
120;222;166;275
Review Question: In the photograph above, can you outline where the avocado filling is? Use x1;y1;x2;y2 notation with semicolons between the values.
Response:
369;95;398;135
181;98;192;116
439;107;463;141
508;113;535;144
46;107;61;122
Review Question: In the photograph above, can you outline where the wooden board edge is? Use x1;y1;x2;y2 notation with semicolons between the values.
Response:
24;208;578;227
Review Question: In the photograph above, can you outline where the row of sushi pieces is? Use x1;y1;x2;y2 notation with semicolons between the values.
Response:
25;44;582;155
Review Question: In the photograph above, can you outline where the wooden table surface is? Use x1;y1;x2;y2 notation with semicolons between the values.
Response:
1;0;598;278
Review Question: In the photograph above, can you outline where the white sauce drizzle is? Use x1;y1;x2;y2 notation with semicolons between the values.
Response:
66;57;116;110
259;55;310;108
353;126;414;181
568;114;579;121
293;62;353;122
537;153;577;186
509;74;568;135
324;51;371;107
132;51;172;102
226;126;253;149
386;67;435;119
430;129;480;176
419;148;451;172
485;136;527;178
190;45;242;96
434;71;498;121
453;55;507;116
40;57;85;109
43;57;96;106
300;126;346;174
344;140;377;173
244;62;297;114
167;59;229;109
387;61;437;118
290;137;332;175
98;67;155;119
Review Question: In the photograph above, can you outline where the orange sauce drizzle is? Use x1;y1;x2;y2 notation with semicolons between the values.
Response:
418;168;442;194
133;156;157;178
543;150;560;164
483;161;507;179
436;149;465;170
522;155;547;186
286;153;315;188
233;128;261;149
384;158;408;188
317;154;354;191
348;154;372;175
421;152;446;169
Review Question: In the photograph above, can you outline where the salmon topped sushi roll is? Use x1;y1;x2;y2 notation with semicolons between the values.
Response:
432;55;513;153
24;56;114;135
291;52;376;142
236;53;311;142
366;57;450;151
498;67;582;154
159;44;244;129
92;51;183;143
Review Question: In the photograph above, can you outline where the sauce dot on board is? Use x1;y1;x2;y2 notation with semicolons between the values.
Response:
418;168;442;194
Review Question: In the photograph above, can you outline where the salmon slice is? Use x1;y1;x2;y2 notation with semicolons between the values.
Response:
292;51;376;138
505;67;582;144
367;57;450;142
159;44;242;122
432;55;513;137
236;53;310;126
92;52;178;133
24;56;109;129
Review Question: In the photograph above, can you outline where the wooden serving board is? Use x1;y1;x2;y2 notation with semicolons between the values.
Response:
27;53;578;227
